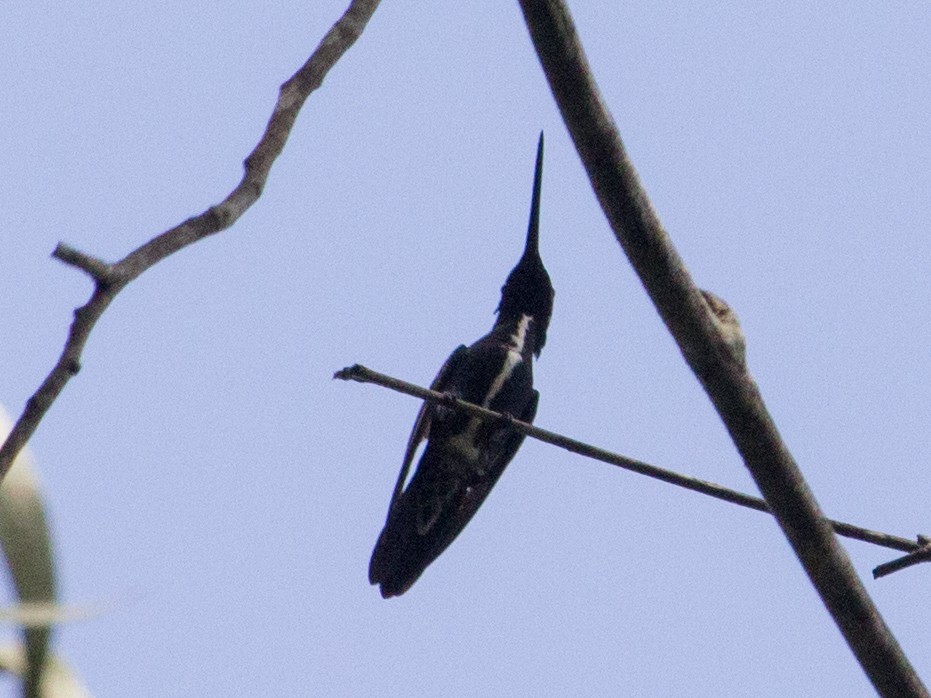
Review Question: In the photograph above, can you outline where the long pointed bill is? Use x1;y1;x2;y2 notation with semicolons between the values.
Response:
525;132;544;257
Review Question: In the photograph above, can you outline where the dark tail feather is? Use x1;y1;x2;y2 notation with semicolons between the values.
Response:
369;443;499;598
369;449;455;598
369;523;422;598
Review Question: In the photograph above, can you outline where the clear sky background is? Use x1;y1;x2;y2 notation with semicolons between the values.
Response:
2;2;930;696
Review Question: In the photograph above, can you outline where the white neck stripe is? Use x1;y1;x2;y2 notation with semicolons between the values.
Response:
509;314;533;354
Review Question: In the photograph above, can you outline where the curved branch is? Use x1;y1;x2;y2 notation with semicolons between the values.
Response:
0;0;382;483
335;363;924;556
517;1;926;696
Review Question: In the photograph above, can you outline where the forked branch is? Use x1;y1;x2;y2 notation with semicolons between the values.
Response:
0;0;382;483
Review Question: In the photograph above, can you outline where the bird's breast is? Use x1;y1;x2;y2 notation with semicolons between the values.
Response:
482;348;523;410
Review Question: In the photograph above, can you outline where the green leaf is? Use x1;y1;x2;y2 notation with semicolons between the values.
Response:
0;408;57;696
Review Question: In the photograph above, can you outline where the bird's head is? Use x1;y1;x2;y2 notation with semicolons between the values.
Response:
495;132;553;356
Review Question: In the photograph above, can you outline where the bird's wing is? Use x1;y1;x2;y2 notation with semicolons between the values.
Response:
370;381;538;598
450;388;539;527
483;388;539;481
385;344;469;517
379;386;540;595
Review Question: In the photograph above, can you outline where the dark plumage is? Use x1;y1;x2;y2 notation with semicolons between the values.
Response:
369;134;554;598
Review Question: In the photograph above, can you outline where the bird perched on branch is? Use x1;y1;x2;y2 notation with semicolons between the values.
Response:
370;133;554;598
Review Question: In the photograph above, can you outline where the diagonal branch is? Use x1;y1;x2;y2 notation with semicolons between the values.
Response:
335;363;924;556
0;0;381;484
517;1;926;696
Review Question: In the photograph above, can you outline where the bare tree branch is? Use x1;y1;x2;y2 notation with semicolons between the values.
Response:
336;363;924;556
516;1;926;695
0;0;382;484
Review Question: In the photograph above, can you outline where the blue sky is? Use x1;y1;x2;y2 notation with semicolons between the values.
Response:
3;2;931;695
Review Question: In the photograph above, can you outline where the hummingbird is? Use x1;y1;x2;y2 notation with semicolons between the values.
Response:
369;133;554;598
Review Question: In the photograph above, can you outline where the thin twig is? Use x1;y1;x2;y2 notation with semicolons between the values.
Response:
52;244;117;286
517;2;926;695
874;537;931;579
335;364;923;555
0;0;382;484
